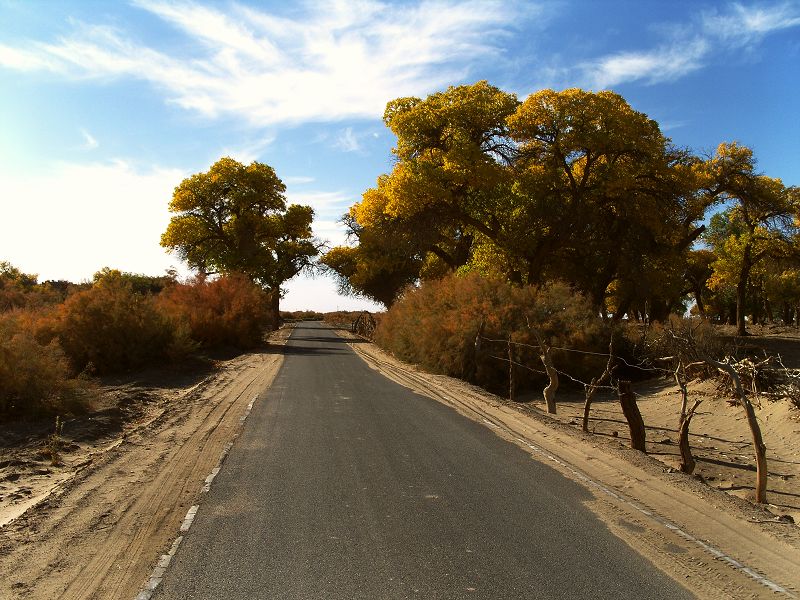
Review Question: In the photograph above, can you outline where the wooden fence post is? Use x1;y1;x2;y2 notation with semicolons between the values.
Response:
618;381;646;452
507;335;516;401
704;356;768;503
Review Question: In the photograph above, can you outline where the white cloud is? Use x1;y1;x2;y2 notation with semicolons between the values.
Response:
0;160;186;282
286;189;354;222
0;0;527;126
0;44;57;70
80;128;99;150
311;219;349;246
219;135;275;163
703;2;800;42
585;39;709;88
334;127;361;153
581;1;800;88
0;156;357;284
283;176;315;185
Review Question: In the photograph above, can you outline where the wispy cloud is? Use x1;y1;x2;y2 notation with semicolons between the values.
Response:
0;0;527;126
585;39;709;88
703;2;800;41
80;128;99;150
582;1;800;88
285;188;357;245
219;135;275;164
334;127;361;153
287;189;355;220
283;175;315;185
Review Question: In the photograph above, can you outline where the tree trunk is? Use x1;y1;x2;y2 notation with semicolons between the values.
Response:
583;379;599;433
678;400;702;474
694;291;706;318
705;356;768;503
531;332;558;413
469;320;485;383
618;381;646;452
648;298;670;323
540;346;558;413
507;336;517;402
782;302;792;326
676;363;702;474
267;287;281;331
736;245;753;336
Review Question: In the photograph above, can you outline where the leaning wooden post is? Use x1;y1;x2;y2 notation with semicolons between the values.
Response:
618;381;646;452
674;360;704;474
532;330;558;414
582;337;615;433
704;356;768;504
470;320;485;384
678;399;703;474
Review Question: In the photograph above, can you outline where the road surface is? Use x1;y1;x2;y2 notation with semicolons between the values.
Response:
153;322;690;599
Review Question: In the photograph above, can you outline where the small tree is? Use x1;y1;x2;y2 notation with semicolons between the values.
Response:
161;157;320;323
702;143;798;336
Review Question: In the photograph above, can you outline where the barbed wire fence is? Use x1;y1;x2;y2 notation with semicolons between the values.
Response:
475;327;800;505
347;310;799;504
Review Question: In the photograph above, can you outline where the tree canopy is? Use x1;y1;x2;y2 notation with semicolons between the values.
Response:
161;157;319;312
699;143;799;333
323;82;799;330
325;84;715;319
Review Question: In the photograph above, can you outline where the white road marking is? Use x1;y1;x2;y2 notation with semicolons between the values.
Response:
133;396;261;599
134;536;183;600
179;505;199;533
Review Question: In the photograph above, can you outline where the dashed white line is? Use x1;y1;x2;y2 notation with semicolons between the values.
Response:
133;396;261;599
179;505;199;533
134;536;183;600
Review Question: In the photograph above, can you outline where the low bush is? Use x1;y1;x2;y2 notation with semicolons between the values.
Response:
281;310;325;321
618;316;731;380
323;311;366;328
0;312;92;420
0;267;281;419
157;274;273;350
0;261;69;312
58;276;174;374
375;274;608;395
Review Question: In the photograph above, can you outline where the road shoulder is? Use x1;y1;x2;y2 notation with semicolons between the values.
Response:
0;327;290;600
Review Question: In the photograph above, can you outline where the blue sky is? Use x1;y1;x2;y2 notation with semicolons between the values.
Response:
1;0;798;311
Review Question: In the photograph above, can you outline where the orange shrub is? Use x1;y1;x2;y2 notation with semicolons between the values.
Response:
375;274;607;394
323;311;367;328
57;277;173;374
157;274;273;350
0;311;91;419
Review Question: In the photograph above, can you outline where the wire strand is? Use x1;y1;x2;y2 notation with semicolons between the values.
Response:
479;335;673;375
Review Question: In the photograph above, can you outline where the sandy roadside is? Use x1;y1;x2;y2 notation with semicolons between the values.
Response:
342;331;800;600
0;326;290;600
3;321;799;599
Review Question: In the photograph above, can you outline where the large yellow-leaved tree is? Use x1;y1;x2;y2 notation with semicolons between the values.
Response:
161;157;320;323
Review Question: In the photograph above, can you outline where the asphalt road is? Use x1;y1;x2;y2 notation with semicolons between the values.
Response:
154;322;691;599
